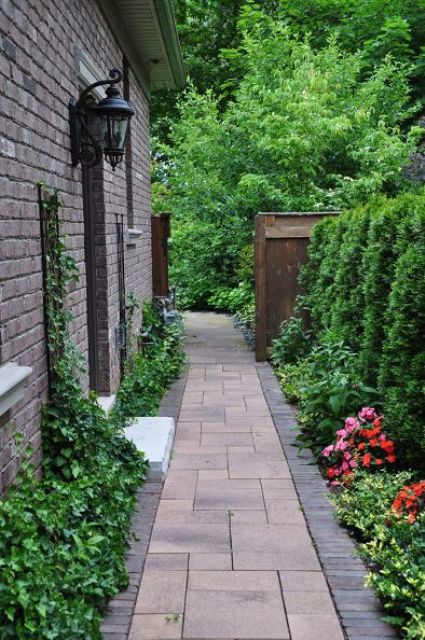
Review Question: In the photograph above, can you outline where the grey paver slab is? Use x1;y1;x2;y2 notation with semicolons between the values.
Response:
195;478;264;511
156;510;229;525
189;554;232;571
265;499;305;524
162;470;198;500
229;453;291;479
231;523;320;570
145;554;189;572
288;614;344;640
149;524;231;554
284;591;336;614
201;432;254;447
170;452;228;470
201;421;252;433
229;510;268;523
134;571;187;613
279;570;329;592
184;571;289;639
129;614;182;640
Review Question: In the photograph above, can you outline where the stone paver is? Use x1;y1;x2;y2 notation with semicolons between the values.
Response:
128;313;344;640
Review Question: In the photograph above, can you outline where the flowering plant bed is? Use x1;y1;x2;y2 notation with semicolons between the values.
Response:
321;407;396;485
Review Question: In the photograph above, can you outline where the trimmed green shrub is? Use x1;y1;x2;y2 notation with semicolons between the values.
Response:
379;245;425;469
359;195;411;383
329;205;372;350
302;191;425;469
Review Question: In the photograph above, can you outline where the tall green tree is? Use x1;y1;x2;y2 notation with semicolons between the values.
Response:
160;12;419;307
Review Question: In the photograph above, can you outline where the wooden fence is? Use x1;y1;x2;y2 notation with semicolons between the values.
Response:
255;212;338;361
151;213;171;297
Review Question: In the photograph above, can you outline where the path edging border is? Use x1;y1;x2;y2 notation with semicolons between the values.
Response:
256;362;399;640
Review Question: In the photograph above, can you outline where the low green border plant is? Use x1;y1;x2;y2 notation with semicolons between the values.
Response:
331;470;425;638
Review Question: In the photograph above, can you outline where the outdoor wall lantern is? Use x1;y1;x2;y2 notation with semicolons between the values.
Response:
69;68;134;171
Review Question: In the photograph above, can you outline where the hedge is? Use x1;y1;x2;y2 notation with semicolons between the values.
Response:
301;191;425;470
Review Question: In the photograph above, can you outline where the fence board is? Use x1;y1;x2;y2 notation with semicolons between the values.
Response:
151;213;171;297
255;212;338;361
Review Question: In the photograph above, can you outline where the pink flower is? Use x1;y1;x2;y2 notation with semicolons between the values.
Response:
358;407;378;423
349;459;357;468
335;440;348;451
344;452;352;461
322;445;334;458
345;417;359;432
336;428;348;438
342;461;350;472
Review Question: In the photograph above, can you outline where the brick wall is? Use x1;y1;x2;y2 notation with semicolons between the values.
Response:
0;0;153;493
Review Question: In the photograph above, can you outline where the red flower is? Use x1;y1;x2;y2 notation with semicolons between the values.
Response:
387;454;396;464
362;453;372;468
381;440;395;453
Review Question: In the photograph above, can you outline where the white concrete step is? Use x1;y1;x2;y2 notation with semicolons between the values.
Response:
124;417;175;481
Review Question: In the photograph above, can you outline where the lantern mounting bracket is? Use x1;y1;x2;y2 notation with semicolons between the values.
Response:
69;68;133;171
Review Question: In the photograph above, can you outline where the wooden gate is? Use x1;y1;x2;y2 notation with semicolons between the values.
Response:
151;213;171;297
255;212;338;361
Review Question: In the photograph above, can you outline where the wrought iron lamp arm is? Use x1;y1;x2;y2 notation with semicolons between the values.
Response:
76;68;123;110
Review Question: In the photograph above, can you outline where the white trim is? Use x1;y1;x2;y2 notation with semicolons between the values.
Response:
74;46;106;98
0;362;33;417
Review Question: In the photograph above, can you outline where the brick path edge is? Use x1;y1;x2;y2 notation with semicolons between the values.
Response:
256;362;399;640
101;365;189;640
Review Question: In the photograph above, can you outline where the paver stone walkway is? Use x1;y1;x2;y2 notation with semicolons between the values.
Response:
129;312;345;640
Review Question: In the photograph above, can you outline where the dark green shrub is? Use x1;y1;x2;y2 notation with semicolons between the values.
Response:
302;191;425;469
208;282;254;314
379;245;425;470
301;214;349;332
271;317;312;366
330;204;372;350
359;195;411;383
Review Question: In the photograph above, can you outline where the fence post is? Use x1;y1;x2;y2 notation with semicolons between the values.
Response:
255;215;268;362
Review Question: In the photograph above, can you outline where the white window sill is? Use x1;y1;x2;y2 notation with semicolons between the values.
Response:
0;362;33;417
126;228;143;246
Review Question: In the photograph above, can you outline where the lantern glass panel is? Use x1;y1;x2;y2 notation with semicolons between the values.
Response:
99;113;129;151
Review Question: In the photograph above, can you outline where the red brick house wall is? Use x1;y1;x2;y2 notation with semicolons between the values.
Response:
0;0;165;493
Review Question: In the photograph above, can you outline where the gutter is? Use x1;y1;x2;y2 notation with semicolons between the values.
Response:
152;0;186;89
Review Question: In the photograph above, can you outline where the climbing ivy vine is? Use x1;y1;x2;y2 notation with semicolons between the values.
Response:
0;185;150;638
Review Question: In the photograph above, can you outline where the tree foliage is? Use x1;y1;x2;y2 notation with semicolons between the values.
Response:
158;9;419;307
